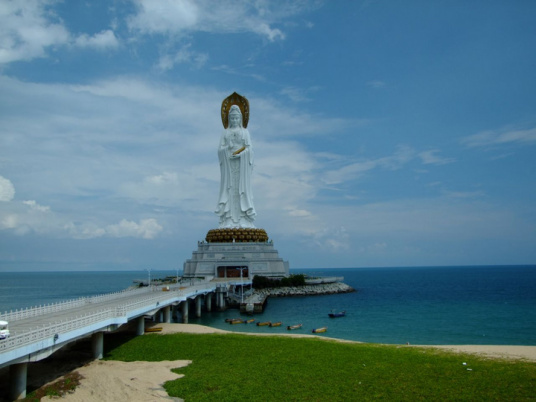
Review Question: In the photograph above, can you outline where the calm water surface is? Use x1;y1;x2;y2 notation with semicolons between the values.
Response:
1;266;535;345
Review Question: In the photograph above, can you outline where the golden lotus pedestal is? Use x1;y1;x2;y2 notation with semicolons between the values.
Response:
205;228;269;243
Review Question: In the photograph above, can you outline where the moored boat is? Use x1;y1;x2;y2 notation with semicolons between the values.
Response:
312;326;328;333
230;319;244;324
270;321;282;327
144;327;162;333
328;310;346;318
256;321;271;326
245;318;255;324
287;324;303;330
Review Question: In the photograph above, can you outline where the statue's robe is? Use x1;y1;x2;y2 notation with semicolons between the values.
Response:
215;127;256;228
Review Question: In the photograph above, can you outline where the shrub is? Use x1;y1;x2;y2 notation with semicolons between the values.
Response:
253;274;305;289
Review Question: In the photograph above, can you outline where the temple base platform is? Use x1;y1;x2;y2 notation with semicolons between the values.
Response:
183;228;289;279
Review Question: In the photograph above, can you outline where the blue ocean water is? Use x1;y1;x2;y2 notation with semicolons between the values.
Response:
1;266;535;345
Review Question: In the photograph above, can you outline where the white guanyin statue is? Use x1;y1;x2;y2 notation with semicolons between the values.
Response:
215;93;256;228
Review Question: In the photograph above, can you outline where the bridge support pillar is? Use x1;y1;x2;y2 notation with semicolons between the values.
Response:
9;362;27;400
91;332;104;359
180;300;189;323
163;306;171;323
136;316;145;335
205;292;212;312
216;290;226;310
195;295;202;318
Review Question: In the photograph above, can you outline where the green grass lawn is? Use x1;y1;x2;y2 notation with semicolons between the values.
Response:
104;333;536;401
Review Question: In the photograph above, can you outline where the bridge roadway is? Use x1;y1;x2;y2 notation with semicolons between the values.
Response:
0;280;228;400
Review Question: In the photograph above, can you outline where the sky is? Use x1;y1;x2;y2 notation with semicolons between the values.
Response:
1;0;535;272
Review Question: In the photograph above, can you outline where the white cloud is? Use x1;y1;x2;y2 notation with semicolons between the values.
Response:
0;199;57;235
210;64;267;82
105;218;163;239
462;127;536;148
253;22;284;41
65;219;164;240
22;200;50;212
294;196;529;251
0;176;15;201
157;43;208;71
441;190;485;199
418;149;455;165
279;86;320;102
64;222;106;239
321;145;415;185
127;0;199;35
286;208;311;217
126;0;308;42
311;226;350;251
0;0;70;64
74;30;119;50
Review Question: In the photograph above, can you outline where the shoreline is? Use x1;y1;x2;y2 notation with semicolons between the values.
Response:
150;323;536;361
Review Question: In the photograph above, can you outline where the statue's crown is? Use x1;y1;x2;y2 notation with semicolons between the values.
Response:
221;92;249;128
229;105;241;115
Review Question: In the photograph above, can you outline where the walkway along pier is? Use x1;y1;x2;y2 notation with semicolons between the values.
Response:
0;280;229;400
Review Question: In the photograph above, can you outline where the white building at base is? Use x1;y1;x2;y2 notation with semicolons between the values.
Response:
183;238;289;279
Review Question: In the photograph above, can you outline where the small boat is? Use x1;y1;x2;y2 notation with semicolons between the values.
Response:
225;318;239;323
245;318;255;324
230;319;244;324
328;310;346;318
287;324;303;330
144;327;163;333
256;321;271;326
312;326;328;333
270;321;282;327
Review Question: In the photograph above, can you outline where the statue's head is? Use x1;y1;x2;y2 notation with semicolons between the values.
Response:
228;105;242;128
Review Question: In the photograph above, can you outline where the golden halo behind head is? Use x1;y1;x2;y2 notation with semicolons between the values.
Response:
221;92;249;128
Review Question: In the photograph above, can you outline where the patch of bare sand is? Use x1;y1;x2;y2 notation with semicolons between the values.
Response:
151;323;230;334
412;345;536;362
58;360;190;402
152;323;338;340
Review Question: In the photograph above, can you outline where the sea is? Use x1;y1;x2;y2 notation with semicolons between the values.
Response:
1;265;535;346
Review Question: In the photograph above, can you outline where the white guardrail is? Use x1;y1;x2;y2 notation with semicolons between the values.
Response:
0;281;223;355
0;287;154;322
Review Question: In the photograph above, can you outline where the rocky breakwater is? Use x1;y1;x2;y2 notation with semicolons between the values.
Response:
255;282;355;298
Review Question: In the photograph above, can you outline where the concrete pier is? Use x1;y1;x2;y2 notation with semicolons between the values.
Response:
91;332;104;359
216;288;226;310
180;300;189;323
195;295;202;318
136;316;145;335
9;363;27;400
205;293;212;312
163;306;171;323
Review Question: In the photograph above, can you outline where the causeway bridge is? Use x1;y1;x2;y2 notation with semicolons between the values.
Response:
0;279;230;400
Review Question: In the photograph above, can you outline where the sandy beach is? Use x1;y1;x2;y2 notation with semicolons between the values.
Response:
40;323;536;401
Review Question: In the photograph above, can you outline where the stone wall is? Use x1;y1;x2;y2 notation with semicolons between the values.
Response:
254;282;354;297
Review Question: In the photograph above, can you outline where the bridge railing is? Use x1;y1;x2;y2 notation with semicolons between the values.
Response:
0;308;114;354
0;287;153;322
